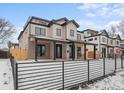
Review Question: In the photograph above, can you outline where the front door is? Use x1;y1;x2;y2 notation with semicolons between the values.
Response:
56;44;62;58
37;45;46;57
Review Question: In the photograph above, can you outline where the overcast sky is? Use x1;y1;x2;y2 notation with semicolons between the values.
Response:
0;3;124;43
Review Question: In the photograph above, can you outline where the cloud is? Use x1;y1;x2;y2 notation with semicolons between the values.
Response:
77;3;101;10
77;19;123;32
77;3;124;17
86;13;96;17
77;3;108;11
77;19;104;30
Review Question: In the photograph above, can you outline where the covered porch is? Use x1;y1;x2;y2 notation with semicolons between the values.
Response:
28;35;98;61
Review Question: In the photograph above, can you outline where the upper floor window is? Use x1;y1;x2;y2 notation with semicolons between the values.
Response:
95;37;97;40
77;34;81;40
117;41;119;45
70;30;74;37
111;40;113;45
35;27;46;36
102;37;106;42
56;29;61;36
88;38;93;41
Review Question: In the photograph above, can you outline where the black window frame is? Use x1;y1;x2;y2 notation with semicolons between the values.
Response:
37;45;46;57
77;47;81;59
35;27;46;36
88;38;93;41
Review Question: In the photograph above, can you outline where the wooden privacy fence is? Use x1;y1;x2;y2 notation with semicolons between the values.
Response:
10;48;28;61
86;51;99;59
15;56;124;90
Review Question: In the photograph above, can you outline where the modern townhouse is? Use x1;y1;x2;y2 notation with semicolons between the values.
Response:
18;16;96;61
17;16;123;61
83;29;122;58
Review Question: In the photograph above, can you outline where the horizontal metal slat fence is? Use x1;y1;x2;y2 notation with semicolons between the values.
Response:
15;55;124;90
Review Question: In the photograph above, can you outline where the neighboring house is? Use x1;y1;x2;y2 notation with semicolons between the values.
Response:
18;16;91;61
120;40;124;55
83;29;122;58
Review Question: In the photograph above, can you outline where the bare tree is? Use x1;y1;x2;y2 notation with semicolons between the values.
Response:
0;18;15;44
110;25;116;36
117;20;124;37
107;25;117;36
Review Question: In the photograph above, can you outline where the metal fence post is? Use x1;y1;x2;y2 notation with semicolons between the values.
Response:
62;61;64;90
103;55;105;77
15;63;18;90
121;55;123;68
87;60;90;83
114;54;117;73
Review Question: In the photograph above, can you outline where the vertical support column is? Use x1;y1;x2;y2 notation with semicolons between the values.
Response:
15;63;18;90
53;41;56;60
35;38;37;61
72;42;75;61
103;51;105;77
107;46;109;58
87;60;90;83
121;55;123;68
84;43;86;60
62;61;64;90
113;47;115;59
94;44;96;59
114;54;117;73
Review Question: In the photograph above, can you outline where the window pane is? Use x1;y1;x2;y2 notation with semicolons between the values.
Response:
70;30;74;37
35;27;41;35
88;38;93;41
56;29;61;36
41;45;46;56
37;45;46;57
77;47;81;59
77;34;81;40
35;27;46;36
41;28;46;36
69;45;73;58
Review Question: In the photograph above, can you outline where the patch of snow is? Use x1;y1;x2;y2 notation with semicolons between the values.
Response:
0;59;14;90
80;70;124;90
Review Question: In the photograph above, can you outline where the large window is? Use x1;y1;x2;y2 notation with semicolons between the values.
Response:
56;44;62;58
117;41;119;45
35;27;46;36
69;45;73;58
88;38;93;41
111;40;113;45
56;29;61;36
37;45;46;57
102;37;106;42
77;47;81;59
70;30;74;37
77;34;81;40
